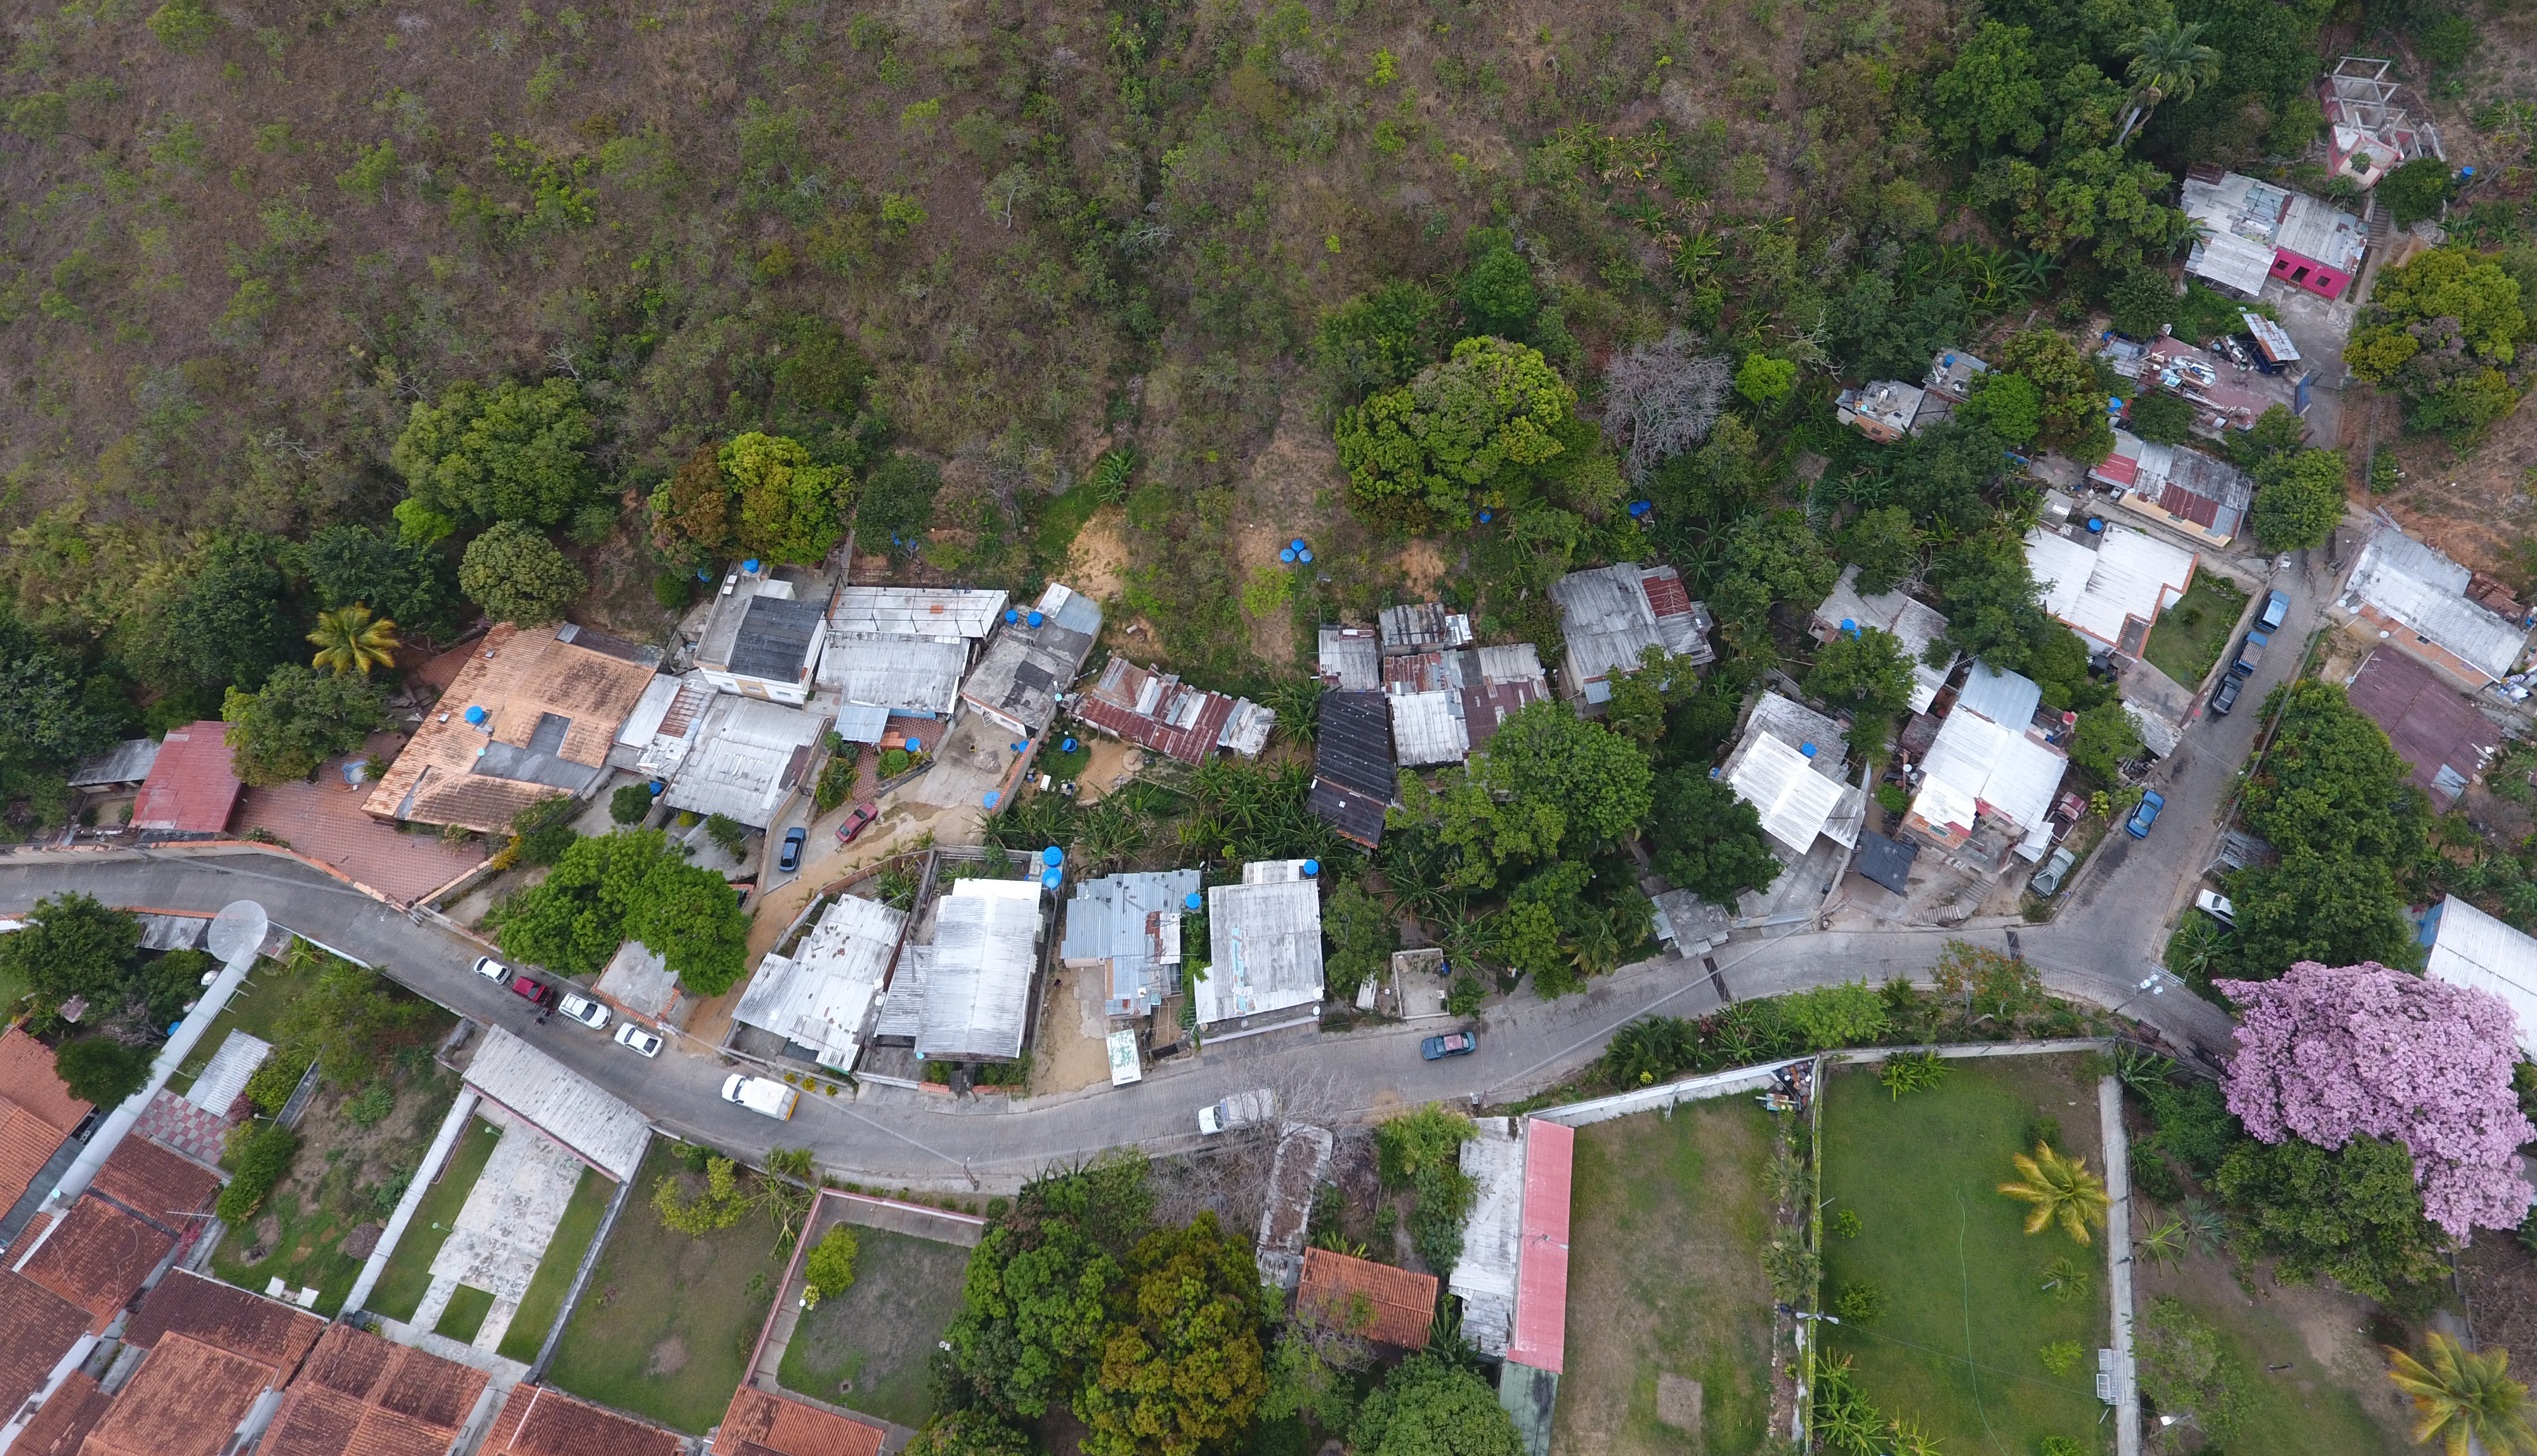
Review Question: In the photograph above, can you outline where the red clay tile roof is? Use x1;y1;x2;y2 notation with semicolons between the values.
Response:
712;1388;887;1456
132;722;244;835
0;1029;93;1134
88;1135;222;1226
13;1370;110;1456
232;733;486;905
123;1269;325;1367
1296;1248;1439;1348
481;1385;684;1456
275;1324;490;1436
0;1268;93;1418
13;1197;174;1333
0;1113;71;1229
81;1330;280;1456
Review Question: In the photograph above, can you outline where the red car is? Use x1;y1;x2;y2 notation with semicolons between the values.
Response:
508;975;553;1006
835;800;879;845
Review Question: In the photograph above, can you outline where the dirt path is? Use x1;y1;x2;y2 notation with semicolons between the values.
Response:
1031;964;1115;1098
1232;403;1348;666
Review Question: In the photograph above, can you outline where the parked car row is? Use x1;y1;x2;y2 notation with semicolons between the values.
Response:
2208;590;2290;718
471;956;663;1058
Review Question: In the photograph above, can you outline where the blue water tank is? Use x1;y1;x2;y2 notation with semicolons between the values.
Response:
1297;549;1313;564
907;738;922;752
742;558;761;574
696;568;714;582
648;779;665;796
984;790;1001;808
1012;741;1028;752
1302;859;1320;877
463;705;487;725
1840;618;1857;632
1478;509;1494;524
1628;500;1652;517
1061;738;1079;753
1027;609;1045;628
1004;608;1019;623
1042;846;1063;867
1799;742;1817;758
1943;353;1955;366
1292;538;1307;551
1042;868;1063;889
1184;892;1203;911
1279;547;1296;564
2086;517;2104;534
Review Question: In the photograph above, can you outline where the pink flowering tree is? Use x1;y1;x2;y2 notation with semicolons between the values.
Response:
2218;961;2536;1242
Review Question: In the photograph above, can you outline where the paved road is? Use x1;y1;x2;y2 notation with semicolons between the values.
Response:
0;577;2314;1191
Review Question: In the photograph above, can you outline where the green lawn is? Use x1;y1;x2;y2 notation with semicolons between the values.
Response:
545;1143;786;1434
167;950;329;1096
2135;1263;2394;1456
367;1117;504;1322
1549;1100;1779;1456
496;1166;616;1363
778;1225;971;1429
1820;1056;2108;1455
434;1284;496;1343
2141;573;2249;691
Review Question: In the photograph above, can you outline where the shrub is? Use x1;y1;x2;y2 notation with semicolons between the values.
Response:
1878;1050;1950;1099
801;1222;859;1308
458;522;587;626
1733;353;1797;408
246;1054;307;1113
341;1080;397;1129
653;1155;751;1234
705;813;747;859
1834;1280;1888;1322
610;783;655;825
2128;393;2196;444
2038;1341;2084;1377
217;1121;301;1224
147;0;219;51
1782;980;1889;1050
1832;1208;1862;1238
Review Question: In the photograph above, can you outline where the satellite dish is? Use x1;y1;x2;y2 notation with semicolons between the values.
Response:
205;900;269;966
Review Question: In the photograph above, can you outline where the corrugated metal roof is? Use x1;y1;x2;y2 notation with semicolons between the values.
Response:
816;637;972;717
660;696;828;828
826;587;1008;639
1915;710;2066;833
614;677;684;748
736;894;906;1070
1854;829;1917;894
2025;525;2196;650
1466;646;1550;748
958;584;1102;735
2277;192;2366;270
2187;231;2277;295
2342;528;2531;682
725;594;827;684
68;739;159;788
1074;660;1267;764
133;723;241;835
1550;564;1716;692
1317;627;1380;691
1725;732;1849;855
1388;691;1470;767
871;944;930;1043
1956;661;2042;729
1310;691;1395;846
2425;895;2537;1056
1378;602;1473;656
2346;647;2501;804
915;878;1043;1062
1201;874;1323;1025
1060;870;1200;1016
462;1027;651;1180
1508;1119;1573;1373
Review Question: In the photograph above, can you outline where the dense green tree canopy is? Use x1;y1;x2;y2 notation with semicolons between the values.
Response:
490;829;751;992
1808;627;1915;742
1927;22;2048;154
391;377;599;529
459;522;588;627
2212;1134;2446;1303
946;1154;1153;1419
1458;241;1539;339
221;666;388;787
721;431;853;564
2226;851;2421;978
1335;337;1579;528
1650;767;1782;907
301;524;461;642
53;1037;153;1105
2248;448;2345;552
2240;680;2426;869
2066;699;2144;785
0;893;140;1022
1413;701;1653;889
1078;1212;1268;1456
1319;281;1451;400
1350;1356;1527;1456
164;533;304;690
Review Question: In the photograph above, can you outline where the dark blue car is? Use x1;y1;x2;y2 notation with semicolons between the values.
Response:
777;826;807;873
1421;1031;1477;1060
2125;790;2165;840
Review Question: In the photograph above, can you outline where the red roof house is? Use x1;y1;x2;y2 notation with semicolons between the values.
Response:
713;1387;886;1456
1296;1248;1438;1347
1508;1118;1574;1373
132;722;243;835
0;1029;92;1220
481;1384;684;1456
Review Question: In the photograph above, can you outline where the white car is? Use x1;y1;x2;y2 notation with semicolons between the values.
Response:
556;992;610;1030
613;1022;665;1058
722;1074;799;1120
2195;889;2236;926
471;955;507;982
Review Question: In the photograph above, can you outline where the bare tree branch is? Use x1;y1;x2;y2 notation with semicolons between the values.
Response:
1602;329;1732;486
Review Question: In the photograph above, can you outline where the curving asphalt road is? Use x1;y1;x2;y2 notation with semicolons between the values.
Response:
0;550;2318;1192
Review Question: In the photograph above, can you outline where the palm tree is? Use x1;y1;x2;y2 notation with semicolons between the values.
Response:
2115;21;2221;146
307;604;401;675
1999;1143;2111;1244
2385;1335;2537;1456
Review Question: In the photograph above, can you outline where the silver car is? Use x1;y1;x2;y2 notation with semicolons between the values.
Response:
2028;847;2077;897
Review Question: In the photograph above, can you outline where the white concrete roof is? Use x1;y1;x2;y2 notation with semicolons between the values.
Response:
615;676;684;748
1725;734;1849;857
660;694;828;828
2425;895;2537;1056
1201;868;1324;1025
827;587;1008;639
2187;230;2277;295
2342;527;2531;682
736;894;907;1070
916;878;1043;1062
2025;525;2196;649
1448;1116;1525;1358
594;939;679;1020
463;1026;651;1181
